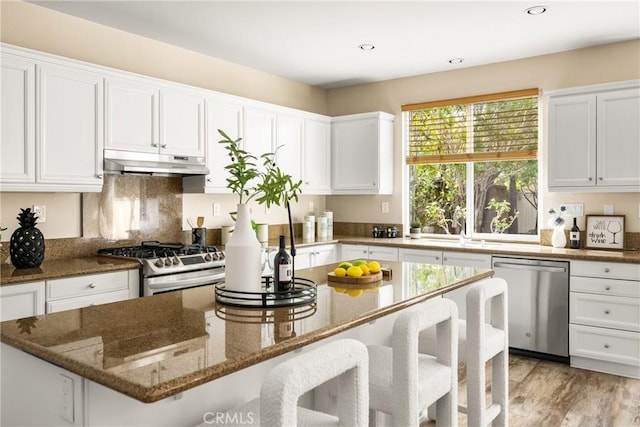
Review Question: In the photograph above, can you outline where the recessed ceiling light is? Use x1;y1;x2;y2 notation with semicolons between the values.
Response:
448;58;464;64
525;5;547;15
358;44;375;51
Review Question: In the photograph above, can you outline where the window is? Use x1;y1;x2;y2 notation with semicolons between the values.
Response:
403;89;539;239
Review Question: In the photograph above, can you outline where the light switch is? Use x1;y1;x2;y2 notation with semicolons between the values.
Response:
60;374;74;423
603;204;614;215
381;202;389;213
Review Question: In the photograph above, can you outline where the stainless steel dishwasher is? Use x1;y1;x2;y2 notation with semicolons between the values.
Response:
492;256;570;362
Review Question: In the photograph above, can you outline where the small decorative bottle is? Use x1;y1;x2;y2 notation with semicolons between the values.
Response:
274;235;293;293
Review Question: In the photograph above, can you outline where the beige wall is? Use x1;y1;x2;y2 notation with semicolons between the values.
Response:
325;40;640;232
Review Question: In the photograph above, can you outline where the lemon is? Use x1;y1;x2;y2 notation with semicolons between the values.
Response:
367;286;380;292
359;264;370;275
333;267;347;277
346;289;363;297
352;259;367;266
333;287;347;293
346;266;363;277
368;260;381;273
339;262;353;270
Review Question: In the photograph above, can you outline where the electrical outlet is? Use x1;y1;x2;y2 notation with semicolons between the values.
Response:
308;201;314;213
32;205;46;223
60;374;74;423
603;204;614;215
381;202;389;213
212;203;220;216
559;203;584;217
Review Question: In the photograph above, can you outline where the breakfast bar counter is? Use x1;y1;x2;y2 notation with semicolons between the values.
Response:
0;261;491;426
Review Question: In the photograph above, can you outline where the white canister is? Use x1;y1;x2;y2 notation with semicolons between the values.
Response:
317;215;328;241
323;211;333;240
303;214;315;243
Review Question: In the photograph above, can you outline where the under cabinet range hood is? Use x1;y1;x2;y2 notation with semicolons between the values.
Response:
104;149;209;176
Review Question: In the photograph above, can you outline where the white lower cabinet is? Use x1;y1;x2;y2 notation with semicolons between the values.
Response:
295;244;337;270
570;260;640;378
46;270;139;313
0;281;45;321
398;248;491;268
340;244;398;262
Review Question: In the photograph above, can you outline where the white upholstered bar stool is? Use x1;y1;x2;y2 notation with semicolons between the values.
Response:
421;277;509;427
367;298;459;426
197;338;369;427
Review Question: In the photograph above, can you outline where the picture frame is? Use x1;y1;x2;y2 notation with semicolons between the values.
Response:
585;215;625;250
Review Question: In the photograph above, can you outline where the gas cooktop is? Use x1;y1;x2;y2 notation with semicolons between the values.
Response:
98;241;223;261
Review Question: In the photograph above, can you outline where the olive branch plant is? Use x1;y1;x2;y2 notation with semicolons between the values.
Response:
218;129;302;221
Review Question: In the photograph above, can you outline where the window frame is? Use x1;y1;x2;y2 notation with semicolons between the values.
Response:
402;91;542;243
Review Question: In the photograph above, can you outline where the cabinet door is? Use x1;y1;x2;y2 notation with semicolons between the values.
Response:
303;118;331;194
276;114;303;184
340;244;369;261
294;246;314;270
0;281;45;322
37;63;104;187
105;77;159;153
597;88;640;187
244;106;276;158
160;89;205;157
547;94;596;189
368;246;398;262
331;118;379;192
204;98;243;191
1;54;35;184
442;251;491;268
398;248;442;264
311;244;337;267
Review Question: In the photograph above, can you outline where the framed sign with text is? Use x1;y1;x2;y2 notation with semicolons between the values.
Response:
585;215;625;250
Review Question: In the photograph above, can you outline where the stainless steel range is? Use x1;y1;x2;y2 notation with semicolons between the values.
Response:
98;241;225;296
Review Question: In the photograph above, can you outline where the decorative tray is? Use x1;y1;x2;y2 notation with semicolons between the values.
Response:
327;271;383;288
214;277;316;308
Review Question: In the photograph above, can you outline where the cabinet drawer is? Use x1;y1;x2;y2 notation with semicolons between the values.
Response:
570;292;640;331
47;271;129;300
46;289;130;313
571;276;640;297
570;324;640;366
571;260;640;280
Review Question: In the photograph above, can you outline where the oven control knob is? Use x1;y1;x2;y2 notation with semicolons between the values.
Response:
154;258;164;267
218;251;225;260
204;253;213;262
164;257;173;267
172;256;181;265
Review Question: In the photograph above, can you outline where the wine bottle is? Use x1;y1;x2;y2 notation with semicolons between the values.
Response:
274;235;293;292
570;217;580;249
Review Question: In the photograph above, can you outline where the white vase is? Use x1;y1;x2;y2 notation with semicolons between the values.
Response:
551;226;567;248
224;204;263;293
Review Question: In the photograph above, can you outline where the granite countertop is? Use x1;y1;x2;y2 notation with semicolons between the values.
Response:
334;236;640;264
0;261;492;403
0;257;141;286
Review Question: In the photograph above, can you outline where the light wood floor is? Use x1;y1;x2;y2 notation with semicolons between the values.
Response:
424;355;640;427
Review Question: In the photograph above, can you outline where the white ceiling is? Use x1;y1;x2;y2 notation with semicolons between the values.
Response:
29;1;640;89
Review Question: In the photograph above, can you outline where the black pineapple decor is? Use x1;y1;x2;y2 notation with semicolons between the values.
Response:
10;208;45;268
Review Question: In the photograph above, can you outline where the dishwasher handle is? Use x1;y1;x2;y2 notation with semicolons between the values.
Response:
492;261;567;273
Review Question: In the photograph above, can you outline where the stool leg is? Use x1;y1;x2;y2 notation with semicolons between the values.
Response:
466;351;485;427
491;351;508;427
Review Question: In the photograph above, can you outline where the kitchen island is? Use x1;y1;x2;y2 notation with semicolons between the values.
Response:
1;261;491;426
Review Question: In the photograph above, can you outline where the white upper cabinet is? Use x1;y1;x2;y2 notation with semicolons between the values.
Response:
276;113;304;185
184;97;243;193
37;63;104;191
331;111;394;194
105;77;159;153
303;118;332;194
1;46;104;192
1;54;35;184
160;87;205;157
547;81;640;192
243;106;277;157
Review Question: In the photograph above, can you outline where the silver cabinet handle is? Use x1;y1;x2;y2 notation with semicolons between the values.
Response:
604;309;610;315
599;177;603;181
588;177;593;181
88;283;96;289
435;256;440;261
605;286;611;291
443;257;448;262
604;344;610;349
207;178;212;182
604;268;610;273
96;174;103;179
161;144;167;149
152;143;159;147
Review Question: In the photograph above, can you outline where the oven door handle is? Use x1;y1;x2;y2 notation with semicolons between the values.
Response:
146;272;225;290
